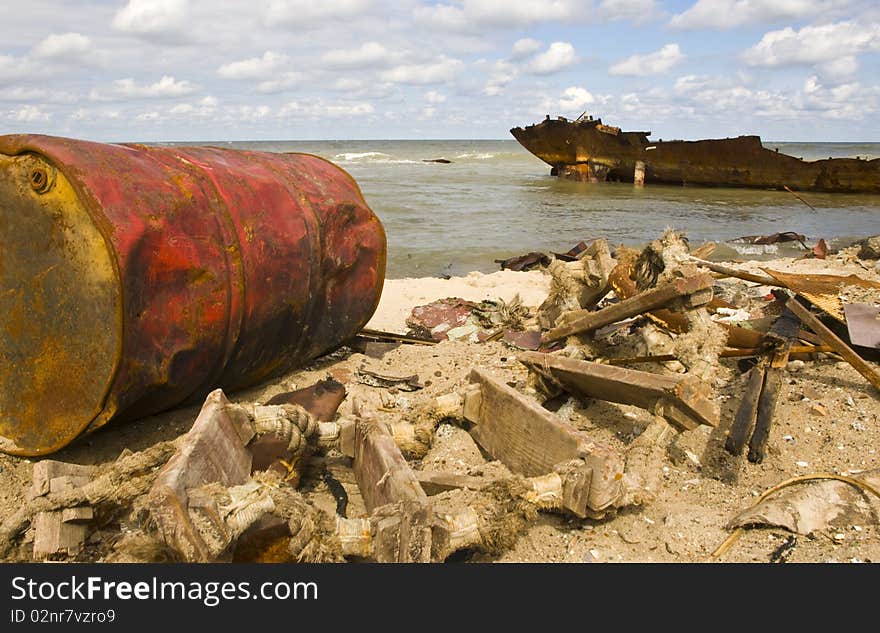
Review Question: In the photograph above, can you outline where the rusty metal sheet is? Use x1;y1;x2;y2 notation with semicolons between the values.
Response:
843;303;880;349
762;269;880;323
0;134;386;456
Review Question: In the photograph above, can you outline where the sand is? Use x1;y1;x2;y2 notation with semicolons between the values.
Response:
1;248;879;563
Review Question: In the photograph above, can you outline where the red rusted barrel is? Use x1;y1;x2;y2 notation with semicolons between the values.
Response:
0;134;385;456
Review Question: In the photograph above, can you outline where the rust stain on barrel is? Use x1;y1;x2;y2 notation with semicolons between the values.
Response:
0;134;386;456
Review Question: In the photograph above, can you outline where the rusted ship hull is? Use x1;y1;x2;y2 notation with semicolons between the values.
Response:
511;116;880;193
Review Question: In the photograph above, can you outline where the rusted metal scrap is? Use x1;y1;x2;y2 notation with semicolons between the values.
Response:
511;114;880;192
762;269;880;323
495;251;550;272
0;134;386;457
844;303;880;349
731;232;808;248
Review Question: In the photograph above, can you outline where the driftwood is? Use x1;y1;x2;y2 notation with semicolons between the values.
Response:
0;442;176;559
748;307;800;463
146;390;255;562
518;352;719;430
786;298;880;392
462;368;624;516
610;260;764;349
725;360;767;456
543;273;714;343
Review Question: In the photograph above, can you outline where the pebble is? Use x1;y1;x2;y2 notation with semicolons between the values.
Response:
788;360;805;372
810;403;827;417
796;461;809;468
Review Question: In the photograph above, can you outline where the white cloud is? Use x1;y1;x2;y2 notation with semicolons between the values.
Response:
527;42;576;75
255;73;303;94
0;87;76;104
5;105;51;122
424;90;447;103
112;0;189;38
670;0;844;30
217;51;290;79
266;0;373;25
279;99;374;117
742;22;880;70
598;0;660;23
322;42;390;68
91;76;197;100
416;1;586;30
558;86;595;110
483;59;517;95
511;38;542;59
169;96;218;116
32;33;94;61
609;44;684;76
380;57;463;84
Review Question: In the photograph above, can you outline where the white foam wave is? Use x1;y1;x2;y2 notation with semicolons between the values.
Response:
333;151;391;161
455;152;495;160
730;243;780;256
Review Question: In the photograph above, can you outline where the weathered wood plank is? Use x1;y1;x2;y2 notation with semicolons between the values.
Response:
543;273;714;343
462;368;624;514
787;297;880;392
518;351;720;430
725;360;767;456
31;461;95;498
146;389;254;562
414;470;490;495
352;417;427;514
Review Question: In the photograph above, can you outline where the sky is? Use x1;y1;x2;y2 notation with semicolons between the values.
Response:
1;0;879;142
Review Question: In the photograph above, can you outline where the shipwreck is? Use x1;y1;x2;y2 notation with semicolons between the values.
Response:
511;114;880;193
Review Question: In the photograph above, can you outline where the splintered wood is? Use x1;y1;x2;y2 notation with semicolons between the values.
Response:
31;461;96;559
462;368;625;516
518;352;719;430
543;273;714;343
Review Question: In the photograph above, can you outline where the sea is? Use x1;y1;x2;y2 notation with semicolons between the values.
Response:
184;139;880;278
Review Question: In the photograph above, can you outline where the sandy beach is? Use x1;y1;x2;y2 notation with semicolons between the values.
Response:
2;236;878;564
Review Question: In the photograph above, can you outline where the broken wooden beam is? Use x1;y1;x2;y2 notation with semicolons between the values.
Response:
352;417;428;514
462;368;624;515
786;297;880;393
543;273;715;343
518;351;720;430
748;306;800;463
687;257;783;287
146;390;255;562
414;470;490;495
607;345;833;366
725;360;767;456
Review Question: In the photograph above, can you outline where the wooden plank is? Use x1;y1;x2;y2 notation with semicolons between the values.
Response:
352;417;427;514
748;308;799;463
687;257;783;287
414;470;490;495
518;351;719;430
608;345;831;365
462;369;624;514
31;461;95;498
146;389;254;562
725;361;767;456
786;297;880;392
543;273;714;343
60;506;93;524
33;511;88;559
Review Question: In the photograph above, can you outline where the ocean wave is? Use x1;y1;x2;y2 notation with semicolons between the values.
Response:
455;152;496;160
333;151;391;161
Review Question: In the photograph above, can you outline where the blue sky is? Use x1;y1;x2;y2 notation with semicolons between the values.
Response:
1;0;879;142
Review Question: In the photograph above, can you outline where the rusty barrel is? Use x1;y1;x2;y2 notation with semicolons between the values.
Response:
0;134;386;456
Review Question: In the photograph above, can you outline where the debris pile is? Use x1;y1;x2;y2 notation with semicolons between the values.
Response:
2;230;879;563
